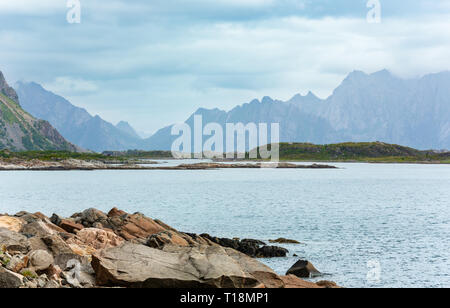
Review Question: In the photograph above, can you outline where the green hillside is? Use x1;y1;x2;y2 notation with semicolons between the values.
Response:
271;142;450;163
0;71;79;152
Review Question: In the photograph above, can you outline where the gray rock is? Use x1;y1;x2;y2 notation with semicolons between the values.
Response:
24;281;38;288
43;280;60;288
79;208;109;227
54;253;83;270
29;250;54;271
0;228;30;253
41;234;73;255
286;260;322;278
0;267;24;288
50;214;62;226
92;243;282;288
21;221;56;238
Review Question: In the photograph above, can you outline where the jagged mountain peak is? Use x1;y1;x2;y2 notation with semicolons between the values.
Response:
261;96;274;104
116;121;140;139
0;71;80;151
143;70;450;151
15;81;144;152
0;71;19;103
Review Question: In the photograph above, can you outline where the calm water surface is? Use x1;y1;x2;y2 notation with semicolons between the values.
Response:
1;162;449;288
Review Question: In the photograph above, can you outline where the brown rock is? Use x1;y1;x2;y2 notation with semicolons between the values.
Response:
33;212;50;221
6;255;29;273
0;216;24;232
67;243;96;257
67;228;124;251
107;207;127;217
146;231;190;249
107;211;167;241
59;219;84;234
269;238;301;244
316;280;341;288
280;275;322;288
45;264;63;281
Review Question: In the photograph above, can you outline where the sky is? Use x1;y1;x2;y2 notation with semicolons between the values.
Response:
0;0;450;135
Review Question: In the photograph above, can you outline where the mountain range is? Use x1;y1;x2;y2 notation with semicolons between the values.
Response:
0;71;79;152
11;69;450;152
15;82;143;152
145;70;450;151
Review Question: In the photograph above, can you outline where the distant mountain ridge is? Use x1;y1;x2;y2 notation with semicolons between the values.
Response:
143;70;450;151
15;82;143;152
116;121;141;139
0;71;79;152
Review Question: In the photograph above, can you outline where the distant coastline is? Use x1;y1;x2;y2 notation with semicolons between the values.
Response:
1;142;449;170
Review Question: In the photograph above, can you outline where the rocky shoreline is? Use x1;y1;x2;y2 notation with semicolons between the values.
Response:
0;159;337;171
0;208;339;288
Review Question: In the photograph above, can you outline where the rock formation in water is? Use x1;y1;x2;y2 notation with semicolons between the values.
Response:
0;208;339;288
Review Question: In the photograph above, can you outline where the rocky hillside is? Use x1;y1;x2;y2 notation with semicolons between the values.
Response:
15;82;143;152
0;72;79;151
0;208;338;288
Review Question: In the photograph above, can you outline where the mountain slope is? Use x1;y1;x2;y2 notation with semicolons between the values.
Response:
0;71;79;151
116;121;141;139
143;70;450;151
15;82;143;152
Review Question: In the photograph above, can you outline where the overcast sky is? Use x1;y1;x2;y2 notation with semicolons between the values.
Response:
1;0;449;135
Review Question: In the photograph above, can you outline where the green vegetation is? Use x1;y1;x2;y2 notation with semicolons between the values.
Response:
0;150;117;161
0;98;18;124
0;142;448;164
0;149;174;162
20;270;37;279
251;142;450;163
102;150;174;159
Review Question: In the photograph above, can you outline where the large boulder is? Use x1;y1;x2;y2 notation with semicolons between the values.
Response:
286;260;322;278
77;208;110;228
28;250;54;271
41;235;74;256
0;216;24;232
0;267;24;288
109;212;166;242
0;228;30;253
21;221;58;238
92;243;282;288
71;208;168;242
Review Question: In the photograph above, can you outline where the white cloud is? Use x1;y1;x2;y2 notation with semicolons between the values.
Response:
44;77;98;95
0;1;449;132
0;0;62;15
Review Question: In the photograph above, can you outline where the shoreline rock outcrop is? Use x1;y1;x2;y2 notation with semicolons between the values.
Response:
0;208;338;289
0;159;337;171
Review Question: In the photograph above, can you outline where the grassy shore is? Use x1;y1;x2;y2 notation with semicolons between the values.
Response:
253;142;450;164
1;142;449;164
